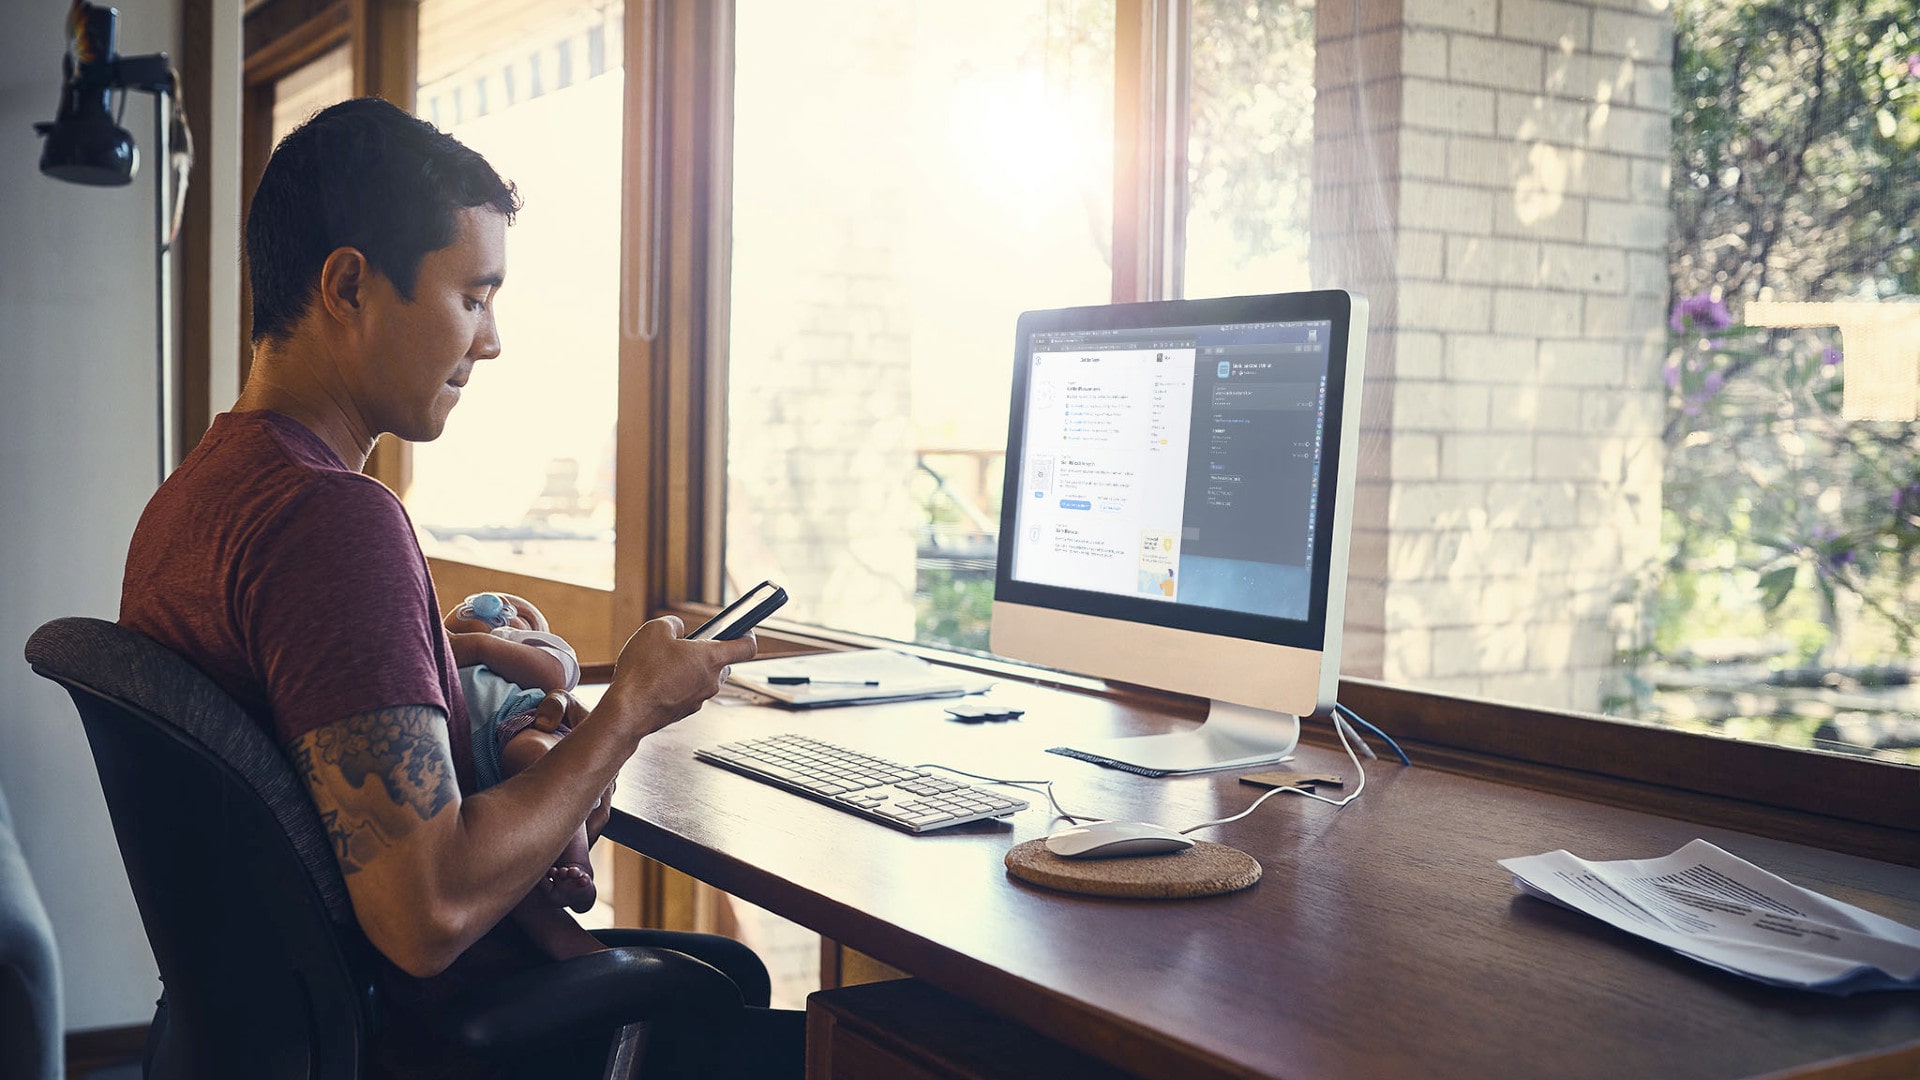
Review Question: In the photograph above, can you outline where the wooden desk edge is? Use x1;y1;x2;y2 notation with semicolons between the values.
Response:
604;811;1274;1080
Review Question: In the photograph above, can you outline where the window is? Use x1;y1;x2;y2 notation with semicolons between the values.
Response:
1182;0;1314;300
716;1;1917;766
406;0;625;590
268;44;351;144
1635;1;1919;760
724;0;1115;650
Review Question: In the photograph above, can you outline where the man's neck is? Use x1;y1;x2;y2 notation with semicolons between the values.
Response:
236;337;379;471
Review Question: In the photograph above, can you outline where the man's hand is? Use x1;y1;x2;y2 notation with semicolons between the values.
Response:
585;775;615;842
287;618;748;979
603;616;757;736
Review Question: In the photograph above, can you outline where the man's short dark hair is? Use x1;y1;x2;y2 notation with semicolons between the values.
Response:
245;97;521;344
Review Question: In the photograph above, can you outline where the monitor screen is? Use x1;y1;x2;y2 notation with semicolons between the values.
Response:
990;290;1367;771
1006;317;1335;633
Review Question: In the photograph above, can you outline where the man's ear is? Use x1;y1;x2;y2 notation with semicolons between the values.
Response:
316;247;372;327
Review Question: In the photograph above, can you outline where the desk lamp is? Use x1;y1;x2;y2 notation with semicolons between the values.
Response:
32;0;194;485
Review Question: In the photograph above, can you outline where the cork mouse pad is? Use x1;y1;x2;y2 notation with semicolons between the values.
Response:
1004;839;1261;899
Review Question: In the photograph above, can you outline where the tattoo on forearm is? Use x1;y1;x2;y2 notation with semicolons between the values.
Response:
289;705;459;875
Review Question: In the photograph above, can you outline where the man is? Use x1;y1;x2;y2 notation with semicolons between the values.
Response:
120;97;798;1078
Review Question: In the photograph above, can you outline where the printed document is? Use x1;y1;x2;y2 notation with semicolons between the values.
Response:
1500;838;1920;994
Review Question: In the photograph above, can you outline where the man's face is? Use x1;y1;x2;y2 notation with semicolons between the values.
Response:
356;207;507;443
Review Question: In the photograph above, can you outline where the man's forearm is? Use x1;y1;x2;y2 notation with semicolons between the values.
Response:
295;618;746;977
292;698;654;977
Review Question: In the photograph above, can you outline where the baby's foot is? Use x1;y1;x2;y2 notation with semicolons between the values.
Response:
541;864;598;913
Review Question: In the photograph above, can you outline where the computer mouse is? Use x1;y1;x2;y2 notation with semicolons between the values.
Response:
1043;820;1196;859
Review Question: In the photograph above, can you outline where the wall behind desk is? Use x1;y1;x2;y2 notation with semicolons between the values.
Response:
0;0;192;1032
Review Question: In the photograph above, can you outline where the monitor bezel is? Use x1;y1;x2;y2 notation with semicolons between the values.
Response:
992;289;1359;653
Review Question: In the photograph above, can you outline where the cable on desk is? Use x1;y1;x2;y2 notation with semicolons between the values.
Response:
916;763;1097;825
1333;703;1411;765
926;705;1407;836
1177;704;1371;835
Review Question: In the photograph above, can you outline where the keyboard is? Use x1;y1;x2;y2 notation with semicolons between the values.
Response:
694;733;1028;833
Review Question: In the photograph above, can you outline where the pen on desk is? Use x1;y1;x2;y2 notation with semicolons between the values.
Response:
765;676;880;686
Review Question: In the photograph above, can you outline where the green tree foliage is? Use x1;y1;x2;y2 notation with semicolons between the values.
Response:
1671;0;1920;302
1660;0;1920;670
1186;0;1316;264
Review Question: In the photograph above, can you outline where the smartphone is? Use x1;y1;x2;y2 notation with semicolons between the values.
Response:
688;580;789;641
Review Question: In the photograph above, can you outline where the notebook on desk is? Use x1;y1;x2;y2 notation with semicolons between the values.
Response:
726;649;992;707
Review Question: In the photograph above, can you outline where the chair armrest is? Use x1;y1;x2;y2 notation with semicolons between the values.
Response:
442;946;744;1053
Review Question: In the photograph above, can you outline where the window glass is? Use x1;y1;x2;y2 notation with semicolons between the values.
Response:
1311;0;1917;764
406;0;623;589
721;0;1915;765
725;0;1115;650
1182;0;1315;300
269;44;351;144
1630;1;1918;761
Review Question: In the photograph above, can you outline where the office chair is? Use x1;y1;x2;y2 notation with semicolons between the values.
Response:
0;777;62;1080
26;616;749;1080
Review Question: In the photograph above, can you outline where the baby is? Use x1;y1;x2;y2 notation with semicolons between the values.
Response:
444;591;603;959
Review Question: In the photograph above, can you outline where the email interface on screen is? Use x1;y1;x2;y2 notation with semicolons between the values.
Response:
1009;319;1333;622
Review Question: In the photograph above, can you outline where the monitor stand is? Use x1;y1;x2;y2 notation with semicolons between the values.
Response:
1065;700;1300;775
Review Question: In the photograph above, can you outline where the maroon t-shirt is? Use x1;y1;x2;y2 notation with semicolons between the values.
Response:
121;410;474;778
120;409;540;1074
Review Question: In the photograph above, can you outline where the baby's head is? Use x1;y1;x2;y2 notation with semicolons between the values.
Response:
445;592;549;635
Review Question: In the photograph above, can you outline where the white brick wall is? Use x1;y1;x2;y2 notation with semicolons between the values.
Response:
1315;0;1671;708
1449;36;1547;93
1442;433;1537;480
1447;236;1546;288
1591;9;1672;59
1402;0;1498;35
1401;78;1498;133
1493;287;1586;337
1490;384;1583;430
1444;333;1540;380
1540;242;1627;292
1499;0;1594;51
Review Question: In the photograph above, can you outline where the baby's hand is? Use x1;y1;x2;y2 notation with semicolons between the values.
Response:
445;630;494;667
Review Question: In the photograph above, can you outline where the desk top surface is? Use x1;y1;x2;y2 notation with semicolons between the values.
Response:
603;679;1920;1080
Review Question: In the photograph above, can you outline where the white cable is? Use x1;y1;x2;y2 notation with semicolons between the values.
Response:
1332;709;1378;760
1177;711;1368;834
922;711;1368;836
916;763;1097;823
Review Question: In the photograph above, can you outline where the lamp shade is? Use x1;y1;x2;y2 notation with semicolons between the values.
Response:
33;1;138;186
36;87;137;186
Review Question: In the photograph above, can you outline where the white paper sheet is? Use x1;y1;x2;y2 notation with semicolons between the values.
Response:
1499;839;1920;994
726;648;994;707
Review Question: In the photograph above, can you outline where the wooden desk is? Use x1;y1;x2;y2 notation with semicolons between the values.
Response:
603;679;1920;1080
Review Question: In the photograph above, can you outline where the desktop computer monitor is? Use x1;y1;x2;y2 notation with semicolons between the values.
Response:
990;289;1368;774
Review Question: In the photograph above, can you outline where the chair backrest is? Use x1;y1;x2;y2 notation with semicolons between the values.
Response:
0;780;62;1080
26;616;376;1080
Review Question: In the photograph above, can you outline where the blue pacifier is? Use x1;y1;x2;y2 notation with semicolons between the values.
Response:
460;592;516;629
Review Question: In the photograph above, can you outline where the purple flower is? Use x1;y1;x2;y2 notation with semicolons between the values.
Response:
1822;347;1843;370
1669;293;1732;335
1893;482;1920;514
1908;54;1920;78
1807;524;1857;575
1701;370;1725;395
